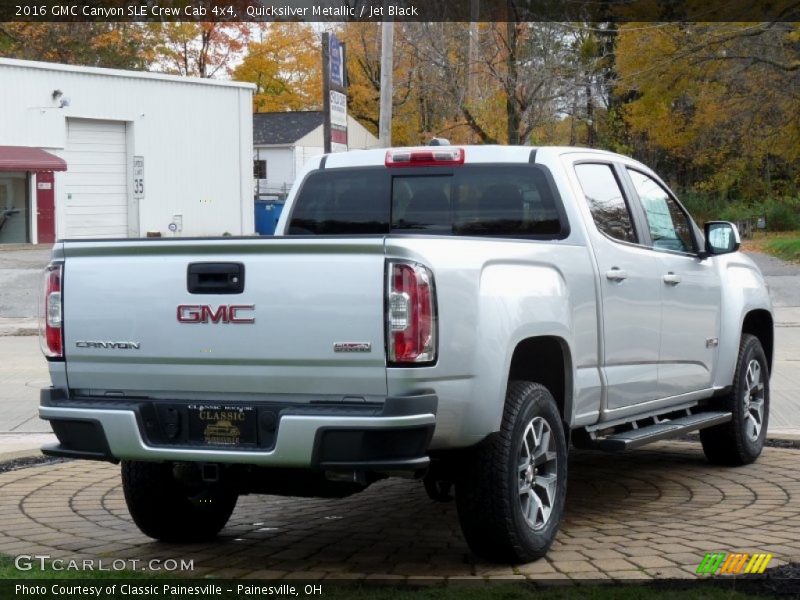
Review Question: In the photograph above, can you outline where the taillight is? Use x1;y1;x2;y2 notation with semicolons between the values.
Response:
385;147;464;167
386;261;437;364
39;263;63;359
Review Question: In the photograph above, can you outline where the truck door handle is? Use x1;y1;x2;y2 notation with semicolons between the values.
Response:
187;262;245;294
605;268;628;282
662;272;682;285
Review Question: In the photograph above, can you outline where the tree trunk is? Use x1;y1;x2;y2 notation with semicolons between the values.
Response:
505;22;520;144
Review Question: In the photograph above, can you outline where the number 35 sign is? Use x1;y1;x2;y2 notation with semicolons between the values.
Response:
133;156;145;199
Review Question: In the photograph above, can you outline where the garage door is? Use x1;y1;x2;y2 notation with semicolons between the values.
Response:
62;119;128;238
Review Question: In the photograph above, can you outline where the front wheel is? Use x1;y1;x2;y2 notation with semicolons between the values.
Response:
122;461;238;542
700;334;770;465
455;382;567;563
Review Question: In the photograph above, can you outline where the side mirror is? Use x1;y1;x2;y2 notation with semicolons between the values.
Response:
703;221;741;256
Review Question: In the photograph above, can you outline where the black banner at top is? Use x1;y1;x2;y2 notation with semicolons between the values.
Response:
1;0;798;22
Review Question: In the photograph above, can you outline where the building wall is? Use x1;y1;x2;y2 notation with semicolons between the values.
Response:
345;116;380;150
254;146;296;198
254;118;379;198
0;58;255;241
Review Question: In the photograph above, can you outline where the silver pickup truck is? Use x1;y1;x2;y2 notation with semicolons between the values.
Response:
39;145;773;563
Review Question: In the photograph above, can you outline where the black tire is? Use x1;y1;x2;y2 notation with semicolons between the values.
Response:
455;381;567;563
121;461;238;542
700;334;769;466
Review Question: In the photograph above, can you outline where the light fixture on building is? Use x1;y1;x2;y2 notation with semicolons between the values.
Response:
51;89;70;108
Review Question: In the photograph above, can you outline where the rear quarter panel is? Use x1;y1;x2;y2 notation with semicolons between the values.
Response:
384;236;598;448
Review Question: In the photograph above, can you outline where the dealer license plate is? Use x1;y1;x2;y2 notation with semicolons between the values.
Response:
187;404;257;446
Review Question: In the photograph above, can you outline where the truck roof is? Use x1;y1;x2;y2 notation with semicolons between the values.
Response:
321;145;625;169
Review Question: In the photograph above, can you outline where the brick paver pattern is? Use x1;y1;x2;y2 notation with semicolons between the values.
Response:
0;441;798;581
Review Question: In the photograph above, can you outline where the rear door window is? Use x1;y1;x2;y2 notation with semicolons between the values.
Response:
575;163;637;244
288;164;566;239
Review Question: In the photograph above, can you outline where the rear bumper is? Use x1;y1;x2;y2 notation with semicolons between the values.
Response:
39;389;436;472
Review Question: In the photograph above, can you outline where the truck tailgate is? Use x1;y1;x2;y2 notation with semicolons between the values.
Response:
61;239;388;398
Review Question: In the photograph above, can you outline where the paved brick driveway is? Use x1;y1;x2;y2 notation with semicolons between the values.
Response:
1;441;798;581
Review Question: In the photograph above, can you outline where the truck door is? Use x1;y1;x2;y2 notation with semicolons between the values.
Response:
624;168;721;397
572;162;663;411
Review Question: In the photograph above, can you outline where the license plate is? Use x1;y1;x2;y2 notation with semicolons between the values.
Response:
187;404;257;446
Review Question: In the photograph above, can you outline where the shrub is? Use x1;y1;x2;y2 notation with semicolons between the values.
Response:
764;198;800;232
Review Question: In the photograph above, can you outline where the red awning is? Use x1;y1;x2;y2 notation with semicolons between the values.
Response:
0;146;67;172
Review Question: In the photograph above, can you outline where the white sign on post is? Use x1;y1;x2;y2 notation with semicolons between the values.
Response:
330;91;348;153
330;91;348;129
133;156;145;199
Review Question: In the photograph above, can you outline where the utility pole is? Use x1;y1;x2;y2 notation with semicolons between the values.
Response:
467;0;479;103
322;32;332;154
378;20;394;148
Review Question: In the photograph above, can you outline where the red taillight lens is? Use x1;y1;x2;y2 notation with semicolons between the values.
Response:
39;263;63;359
387;262;437;364
385;147;464;167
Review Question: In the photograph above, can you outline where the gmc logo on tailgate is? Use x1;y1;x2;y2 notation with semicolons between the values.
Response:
177;305;255;324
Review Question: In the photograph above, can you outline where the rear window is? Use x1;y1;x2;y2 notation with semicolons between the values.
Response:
287;165;566;239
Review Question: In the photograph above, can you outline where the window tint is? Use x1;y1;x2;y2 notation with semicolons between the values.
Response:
390;167;561;237
575;163;636;243
288;165;564;239
288;169;390;234
392;176;452;234
627;169;694;253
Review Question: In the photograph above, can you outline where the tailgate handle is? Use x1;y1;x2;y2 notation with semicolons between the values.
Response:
187;263;245;294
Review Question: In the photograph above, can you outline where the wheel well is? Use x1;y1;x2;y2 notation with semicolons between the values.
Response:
508;336;571;422
742;310;774;373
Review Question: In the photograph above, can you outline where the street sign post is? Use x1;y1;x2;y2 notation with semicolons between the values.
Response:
322;32;348;153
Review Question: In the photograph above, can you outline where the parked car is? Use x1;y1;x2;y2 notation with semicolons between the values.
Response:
39;145;772;562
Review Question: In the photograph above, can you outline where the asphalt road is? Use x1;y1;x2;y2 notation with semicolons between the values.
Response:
0;245;51;318
747;250;800;309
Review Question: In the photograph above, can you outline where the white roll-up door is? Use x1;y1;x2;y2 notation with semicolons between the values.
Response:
62;119;128;238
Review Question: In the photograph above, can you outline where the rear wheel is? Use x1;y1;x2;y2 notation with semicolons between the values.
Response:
455;382;567;563
121;461;238;542
701;334;769;465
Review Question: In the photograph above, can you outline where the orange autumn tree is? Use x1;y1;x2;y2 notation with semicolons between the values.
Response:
233;23;321;112
616;22;800;198
150;22;250;78
340;23;425;145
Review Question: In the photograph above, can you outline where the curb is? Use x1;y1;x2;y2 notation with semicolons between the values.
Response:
0;434;58;464
0;318;38;337
0;447;45;463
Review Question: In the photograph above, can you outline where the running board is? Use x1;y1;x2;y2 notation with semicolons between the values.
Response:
591;411;732;452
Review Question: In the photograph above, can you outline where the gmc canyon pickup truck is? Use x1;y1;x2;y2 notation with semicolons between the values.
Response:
39;145;773;563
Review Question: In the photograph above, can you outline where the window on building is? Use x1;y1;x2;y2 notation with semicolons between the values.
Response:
253;160;267;180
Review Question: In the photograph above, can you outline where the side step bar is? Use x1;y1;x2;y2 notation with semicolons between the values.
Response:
591;411;732;452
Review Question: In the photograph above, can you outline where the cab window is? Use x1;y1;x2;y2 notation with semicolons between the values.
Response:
627;169;695;253
575;163;637;244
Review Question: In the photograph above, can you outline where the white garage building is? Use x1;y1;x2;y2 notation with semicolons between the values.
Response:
0;58;254;244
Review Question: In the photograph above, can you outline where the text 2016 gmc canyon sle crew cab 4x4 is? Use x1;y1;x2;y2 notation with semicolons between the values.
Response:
39;146;773;563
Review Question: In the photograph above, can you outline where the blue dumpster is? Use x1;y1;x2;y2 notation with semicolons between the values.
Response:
254;200;286;235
